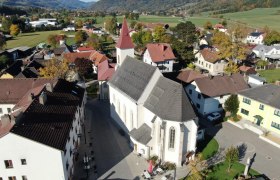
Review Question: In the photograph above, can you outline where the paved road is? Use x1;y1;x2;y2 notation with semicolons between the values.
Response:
208;122;280;180
87;99;148;179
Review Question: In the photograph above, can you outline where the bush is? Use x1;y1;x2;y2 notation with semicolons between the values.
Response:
161;162;176;170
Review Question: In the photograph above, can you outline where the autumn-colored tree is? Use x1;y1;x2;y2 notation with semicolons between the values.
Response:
10;24;20;36
75;31;87;44
76;19;83;28
1;17;12;32
264;30;280;45
131;30;153;48
39;58;69;78
224;61;239;74
47;34;58;48
203;21;213;30
0;34;6;50
153;25;166;42
130;21;137;29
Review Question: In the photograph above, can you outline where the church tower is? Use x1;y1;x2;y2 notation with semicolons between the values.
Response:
116;18;135;67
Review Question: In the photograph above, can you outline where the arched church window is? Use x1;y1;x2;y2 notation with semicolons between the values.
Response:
169;127;175;149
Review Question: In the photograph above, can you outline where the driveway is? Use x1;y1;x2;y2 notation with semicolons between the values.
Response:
207;122;280;180
87;99;148;179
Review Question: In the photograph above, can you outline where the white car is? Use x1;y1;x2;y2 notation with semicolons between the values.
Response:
207;112;221;122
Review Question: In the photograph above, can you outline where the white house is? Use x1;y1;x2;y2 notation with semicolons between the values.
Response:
183;74;249;115
143;43;176;72
194;47;228;75
252;44;280;60
248;74;266;87
0;79;86;180
63;25;75;32
246;31;265;45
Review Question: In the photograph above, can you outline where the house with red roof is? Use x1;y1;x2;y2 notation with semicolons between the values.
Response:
214;24;227;33
143;43;176;72
89;50;109;73
97;60;115;99
77;46;95;52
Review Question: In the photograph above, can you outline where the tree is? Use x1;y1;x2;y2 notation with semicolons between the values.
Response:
1;17;12;32
10;24;20;36
104;16;117;34
188;153;208;180
47;34;58;48
39;58;69;78
224;61;239;74
130;20;137;29
75;31;87;44
0;55;10;70
203;21;213;30
224;94;239;117
225;146;239;172
141;31;153;45
76;19;83;28
264;30;280;45
173;21;197;45
172;38;195;65
256;60;268;69
0;34;6;50
153;25;166;42
87;33;102;50
74;58;93;76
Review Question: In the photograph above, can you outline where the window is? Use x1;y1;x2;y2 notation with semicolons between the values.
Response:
165;61;169;64
0;108;2;114
169;127;175;149
8;177;16;180
243;97;251;105
22;176;28;180
21;159;27;165
197;94;201;99
241;108;249;116
66;161;69;170
189;89;192;95
196;103;200;109
4;160;13;168
259;104;264;110
274;109;280;117
271;122;280;130
7;108;11;113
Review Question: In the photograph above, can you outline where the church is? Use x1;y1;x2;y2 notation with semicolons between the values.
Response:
108;18;198;166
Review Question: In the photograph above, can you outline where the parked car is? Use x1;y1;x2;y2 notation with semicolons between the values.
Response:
207;112;221;122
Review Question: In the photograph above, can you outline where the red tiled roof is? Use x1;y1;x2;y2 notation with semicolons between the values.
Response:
89;50;109;66
116;18;134;49
239;65;257;74
177;70;205;83
98;60;115;81
63;51;92;63
200;48;220;63
146;43;175;63
77;47;95;52
214;24;225;29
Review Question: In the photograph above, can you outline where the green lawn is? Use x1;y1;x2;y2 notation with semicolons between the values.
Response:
205;162;260;179
6;30;62;49
197;135;219;160
258;69;280;83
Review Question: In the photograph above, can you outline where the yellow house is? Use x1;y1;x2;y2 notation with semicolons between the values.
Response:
238;84;280;135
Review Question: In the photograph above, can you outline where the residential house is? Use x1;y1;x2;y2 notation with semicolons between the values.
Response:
143;43;176;72
238;84;280;135
214;24;227;33
0;79;86;180
247;31;265;45
89;50;109;73
63;25;75;32
0;78;56;118
53;43;73;57
252;44;280;60
76;47;95;52
239;65;257;76
6;46;32;61
182;74;249;115
97;60;115;100
108;18;198;166
194;47;228;75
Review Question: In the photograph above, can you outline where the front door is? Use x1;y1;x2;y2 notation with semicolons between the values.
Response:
256;118;261;126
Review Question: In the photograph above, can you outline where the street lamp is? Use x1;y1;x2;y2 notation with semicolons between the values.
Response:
83;152;90;178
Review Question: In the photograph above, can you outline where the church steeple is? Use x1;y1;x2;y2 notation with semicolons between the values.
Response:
116;18;135;66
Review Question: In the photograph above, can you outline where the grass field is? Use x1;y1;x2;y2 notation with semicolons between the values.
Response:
82;8;280;30
258;69;280;83
197;135;219;160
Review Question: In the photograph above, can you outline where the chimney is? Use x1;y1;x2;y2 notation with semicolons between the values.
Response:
28;93;35;101
39;92;47;105
45;83;53;92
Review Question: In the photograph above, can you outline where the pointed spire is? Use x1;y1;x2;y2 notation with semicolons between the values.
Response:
116;17;134;49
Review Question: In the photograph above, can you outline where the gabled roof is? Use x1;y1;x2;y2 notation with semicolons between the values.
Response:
0;78;57;104
129;123;152;145
194;74;249;97
144;76;196;122
109;56;157;101
239;84;280;109
200;48;221;63
177;70;205;84
89;50;109;66
10;79;85;150
63;51;92;63
116;18;134;49
97;60;115;81
146;43;175;63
